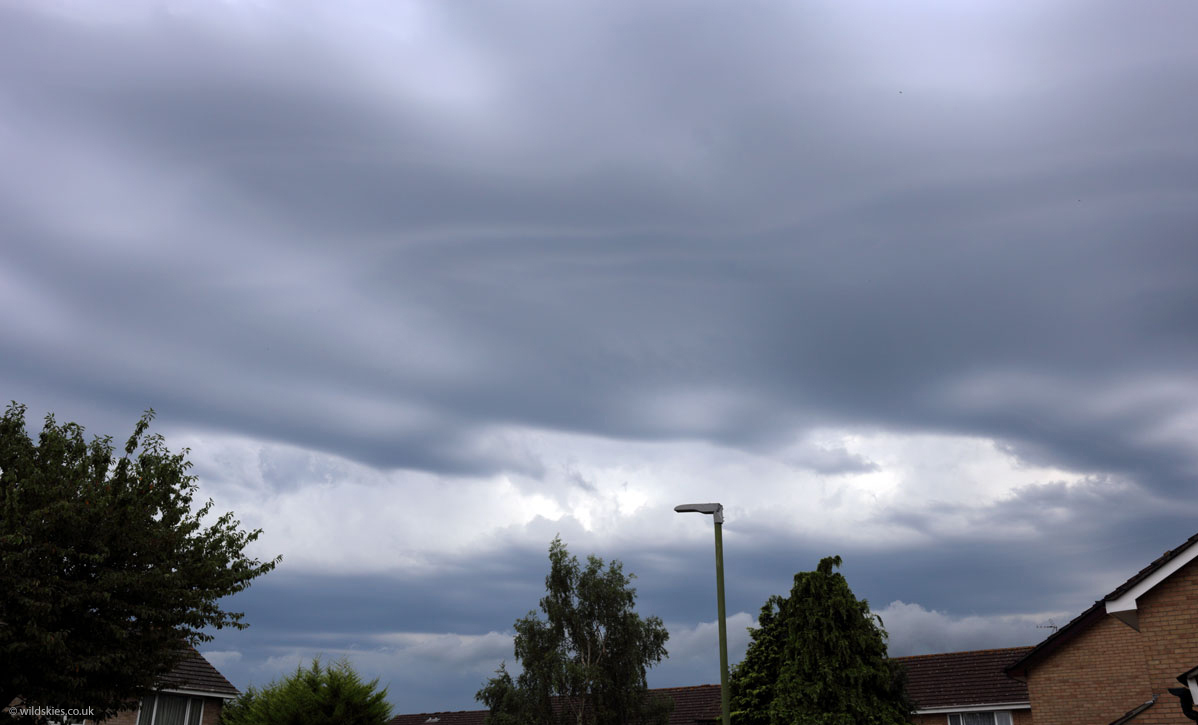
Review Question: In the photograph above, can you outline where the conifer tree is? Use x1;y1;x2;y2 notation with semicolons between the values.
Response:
219;658;392;725
728;595;787;725
729;556;911;725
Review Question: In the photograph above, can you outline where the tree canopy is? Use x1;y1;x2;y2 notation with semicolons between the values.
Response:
0;403;280;722
219;657;392;725
729;556;911;725
476;536;673;725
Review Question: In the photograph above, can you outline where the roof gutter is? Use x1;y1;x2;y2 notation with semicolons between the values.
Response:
914;702;1030;715
156;687;239;700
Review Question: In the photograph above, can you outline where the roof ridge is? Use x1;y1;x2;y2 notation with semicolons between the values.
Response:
1007;529;1198;678
1103;531;1198;601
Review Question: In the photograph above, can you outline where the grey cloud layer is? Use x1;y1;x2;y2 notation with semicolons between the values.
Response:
4;2;1193;486
4;1;1197;487
3;3;1198;707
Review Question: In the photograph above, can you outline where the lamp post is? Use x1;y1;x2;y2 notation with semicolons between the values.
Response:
675;502;730;725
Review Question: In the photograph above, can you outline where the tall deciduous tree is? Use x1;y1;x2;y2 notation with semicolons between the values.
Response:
476;536;673;725
729;556;911;725
219;657;392;725
0;403;280;722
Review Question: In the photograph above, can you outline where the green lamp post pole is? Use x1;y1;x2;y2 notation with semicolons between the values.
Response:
713;511;730;725
675;502;730;725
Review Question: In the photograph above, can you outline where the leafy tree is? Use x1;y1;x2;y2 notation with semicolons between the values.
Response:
729;556;911;725
476;536;673;725
219;657;392;725
0;403;280;723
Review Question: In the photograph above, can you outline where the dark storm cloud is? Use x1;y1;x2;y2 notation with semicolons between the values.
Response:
9;0;1198;484
4;1;1197;491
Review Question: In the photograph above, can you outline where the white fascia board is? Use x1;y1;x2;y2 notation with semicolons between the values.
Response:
156;687;238;700
914;703;1030;714
1188;675;1198;705
1105;540;1198;631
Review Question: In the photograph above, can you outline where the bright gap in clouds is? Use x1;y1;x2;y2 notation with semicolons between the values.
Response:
180;421;1115;708
176;424;1093;574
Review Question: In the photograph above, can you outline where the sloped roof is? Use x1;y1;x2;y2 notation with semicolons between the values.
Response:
648;685;721;725
391;710;487;725
1007;530;1198;679
157;648;240;698
389;684;721;725
1102;531;1198;602
893;647;1032;710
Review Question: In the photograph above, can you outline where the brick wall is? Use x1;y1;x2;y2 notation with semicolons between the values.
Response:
1128;557;1198;725
1026;613;1151;725
199;696;224;725
1026;557;1198;725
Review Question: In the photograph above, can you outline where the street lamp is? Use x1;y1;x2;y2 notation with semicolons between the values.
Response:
675;502;730;725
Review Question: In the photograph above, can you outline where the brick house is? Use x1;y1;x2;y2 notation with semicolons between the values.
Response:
17;648;240;725
897;647;1033;725
1004;531;1198;725
107;648;239;725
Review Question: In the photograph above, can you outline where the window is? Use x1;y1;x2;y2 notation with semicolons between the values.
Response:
137;694;204;725
947;712;1013;725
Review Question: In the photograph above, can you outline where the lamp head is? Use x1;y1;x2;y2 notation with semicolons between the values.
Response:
674;502;724;524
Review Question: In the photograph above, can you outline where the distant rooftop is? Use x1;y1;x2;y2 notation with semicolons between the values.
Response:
893;646;1033;710
389;684;721;725
392;645;1040;722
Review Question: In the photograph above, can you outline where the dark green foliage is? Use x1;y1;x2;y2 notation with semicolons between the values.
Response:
0;403;280;723
729;556;912;725
476;536;673;725
728;595;788;725
219;657;392;725
475;663;526;725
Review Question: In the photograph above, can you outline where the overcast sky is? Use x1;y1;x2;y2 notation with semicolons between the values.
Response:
4;0;1198;714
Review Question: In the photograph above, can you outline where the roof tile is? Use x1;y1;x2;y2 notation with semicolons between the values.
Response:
893;647;1033;709
158;648;240;697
